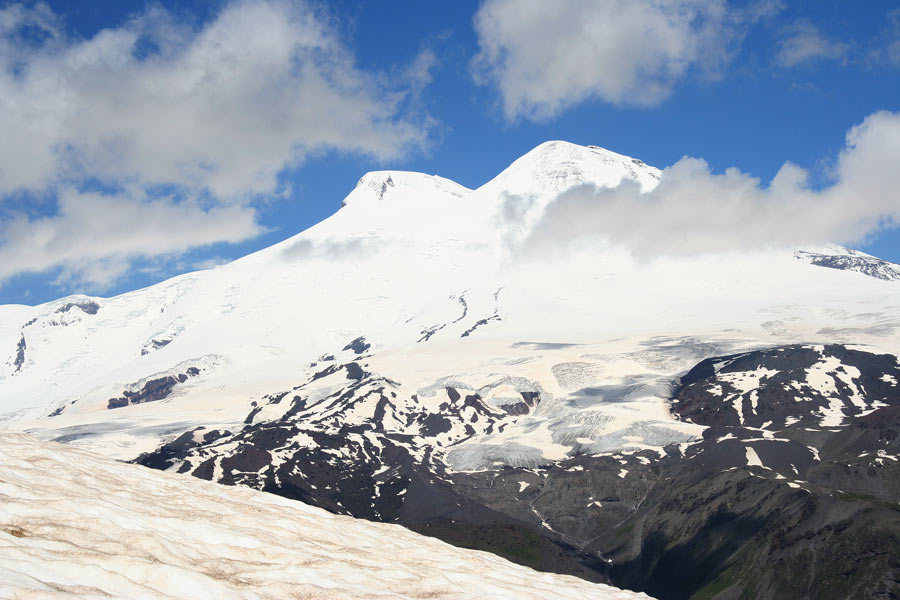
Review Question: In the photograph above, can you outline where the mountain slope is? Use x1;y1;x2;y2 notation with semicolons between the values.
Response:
1;140;899;599
2;140;897;460
0;433;649;599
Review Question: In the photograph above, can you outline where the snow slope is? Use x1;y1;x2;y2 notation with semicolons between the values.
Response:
0;140;898;468
0;433;649;600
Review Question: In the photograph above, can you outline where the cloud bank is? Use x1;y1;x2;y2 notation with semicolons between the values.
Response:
0;0;429;289
471;0;780;120
512;111;900;257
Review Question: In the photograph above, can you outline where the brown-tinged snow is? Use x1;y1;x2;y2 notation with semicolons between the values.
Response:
0;433;649;600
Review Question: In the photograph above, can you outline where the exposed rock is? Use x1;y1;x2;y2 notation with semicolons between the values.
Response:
672;344;900;429
12;335;25;372
140;338;172;356
795;249;900;281
107;368;202;409
135;343;900;599
57;300;100;315
342;336;371;355
461;315;501;338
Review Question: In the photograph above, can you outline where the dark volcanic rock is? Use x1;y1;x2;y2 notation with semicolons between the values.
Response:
461;315;501;338
12;334;25;372
598;344;900;599
599;444;900;600
672;344;900;429
499;391;541;416
342;336;371;355
58;300;100;315
134;342;900;600
141;338;172;356
107;368;202;409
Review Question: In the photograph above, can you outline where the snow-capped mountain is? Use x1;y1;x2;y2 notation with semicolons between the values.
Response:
794;246;900;281
2;140;899;599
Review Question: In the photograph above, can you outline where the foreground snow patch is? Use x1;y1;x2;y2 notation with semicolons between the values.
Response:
0;434;649;600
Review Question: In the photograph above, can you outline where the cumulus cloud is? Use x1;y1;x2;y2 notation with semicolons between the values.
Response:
471;0;780;120
0;0;430;289
0;0;426;197
776;22;849;67
511;111;900;256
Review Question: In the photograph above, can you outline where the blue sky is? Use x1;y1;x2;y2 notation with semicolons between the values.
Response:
0;0;898;305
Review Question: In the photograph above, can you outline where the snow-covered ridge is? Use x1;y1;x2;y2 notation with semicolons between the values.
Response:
1;139;898;464
795;246;900;281
0;433;649;600
341;170;472;208
480;140;661;196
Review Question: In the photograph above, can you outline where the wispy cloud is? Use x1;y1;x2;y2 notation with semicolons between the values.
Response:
775;22;849;67
881;9;900;66
471;0;781;120
508;111;900;256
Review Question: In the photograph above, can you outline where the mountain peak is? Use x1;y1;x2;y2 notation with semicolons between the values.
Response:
480;140;661;197
341;170;471;209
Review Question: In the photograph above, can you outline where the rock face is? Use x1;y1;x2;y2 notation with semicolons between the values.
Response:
601;344;900;599
108;367;202;409
12;334;25;372
672;344;900;429
57;300;101;315
136;343;900;600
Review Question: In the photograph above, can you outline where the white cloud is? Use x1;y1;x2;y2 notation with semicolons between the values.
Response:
192;256;233;271
0;0;431;289
406;48;439;93
776;22;849;67
512;111;900;256
0;188;263;288
471;0;780;120
0;0;427;198
889;42;900;66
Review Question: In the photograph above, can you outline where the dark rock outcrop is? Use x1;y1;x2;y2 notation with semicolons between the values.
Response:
108;367;201;409
795;250;900;281
135;344;900;599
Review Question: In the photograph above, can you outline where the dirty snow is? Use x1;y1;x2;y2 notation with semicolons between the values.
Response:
0;434;649;600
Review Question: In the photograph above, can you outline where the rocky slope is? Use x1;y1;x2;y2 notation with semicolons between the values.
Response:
133;343;900;599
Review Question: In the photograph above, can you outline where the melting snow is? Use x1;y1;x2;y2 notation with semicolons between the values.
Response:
745;446;764;468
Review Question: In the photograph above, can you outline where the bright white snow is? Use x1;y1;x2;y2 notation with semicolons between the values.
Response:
0;139;898;467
